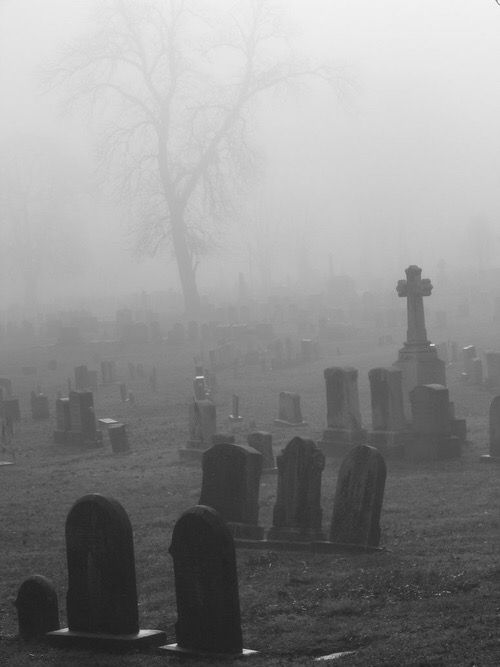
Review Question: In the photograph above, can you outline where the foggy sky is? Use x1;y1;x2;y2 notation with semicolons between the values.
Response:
1;0;500;308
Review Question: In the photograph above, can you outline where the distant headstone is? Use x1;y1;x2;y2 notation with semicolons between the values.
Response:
229;394;243;422
329;445;386;548
408;384;461;460
247;431;275;471
15;575;60;641
119;383;128;402
199;443;264;539
481;396;500;461
149;366;157;392
108;424;129;454
74;365;89;391
100;361;116;385
368;368;410;456
54;398;71;443
301;339;314;362
268;437;325;541
470;358;483;385
485;351;500;387
320;367;365;455
179;399;217;461
0;378;12;398
128;363;136;380
161;505;256;658
30;392;50;420
68;391;102;447
193;376;207;400
274;391;307;426
47;494;166;649
462;345;476;378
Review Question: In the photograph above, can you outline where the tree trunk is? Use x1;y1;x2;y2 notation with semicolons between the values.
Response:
171;212;200;318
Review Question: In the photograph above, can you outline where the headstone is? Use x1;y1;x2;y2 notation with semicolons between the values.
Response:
108;423;129;453
15;575;60;641
367;368;410;456
74;365;89;391
193;376;207;400
481;396;500;461
2;398;21;423
199;443;264;539
393;266;446;404
128;363;136;381
54;398;71;443
408;384;462;461
247;431;275;472
462;345;476;378
274;391;307;426
229;394;243;422
87;370;98;390
100;361;115;385
47;494;166;649
31;392;50;420
268;437;325;541
320;367;365;455
485;351;500;387
161;505;256;658
119;383;128;402
179;399;217;461
470;358;483;385
301;339;314;362
149;366;157;392
67;391;103;446
329;445;386;548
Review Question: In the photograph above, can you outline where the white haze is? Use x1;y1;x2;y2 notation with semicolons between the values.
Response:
1;0;500;310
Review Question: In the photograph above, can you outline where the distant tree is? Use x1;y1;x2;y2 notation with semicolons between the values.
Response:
51;0;339;316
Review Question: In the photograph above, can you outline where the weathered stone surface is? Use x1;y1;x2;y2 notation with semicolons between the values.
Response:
229;394;243;422
268;437;325;541
321;367;365;454
462;345;476;378
15;575;60;640
108;423;129;453
199;444;263;539
68;391;102;446
329;445;386;548
275;391;306;426
408;384;461;460
168;505;244;655
368;368;410;456
31;392;50;420
247;431;275;471
74;365;89;391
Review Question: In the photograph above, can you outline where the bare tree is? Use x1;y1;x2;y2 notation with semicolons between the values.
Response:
51;0;338;316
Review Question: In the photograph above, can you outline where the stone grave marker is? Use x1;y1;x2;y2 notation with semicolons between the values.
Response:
268;437;325;542
329;444;386;548
2;398;21;423
160;505;256;658
408;384;461;461
0;378;12;397
481;395;500;461
470;357;483;385
367;368;410;456
199;443;264;539
67;391;102;447
54;398;71;443
485;351;500;387
193;376;207;400
320;367;365;455
462;345;476;378
229;394;243;422
179;399;217;461
15;575;60;641
119;383;128;402
301;338;314;362
274;391;307;426
31;392;50;420
74;365;89;391
108;423;129;454
47;494;166;649
247;431;275;472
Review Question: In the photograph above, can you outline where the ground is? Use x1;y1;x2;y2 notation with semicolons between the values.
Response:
0;327;499;666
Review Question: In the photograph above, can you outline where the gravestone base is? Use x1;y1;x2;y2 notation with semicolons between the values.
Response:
266;526;324;542
273;419;308;427
234;538;383;553
319;428;366;456
367;430;412;458
228;522;264;541
47;628;166;651
404;434;461;462
159;644;258;659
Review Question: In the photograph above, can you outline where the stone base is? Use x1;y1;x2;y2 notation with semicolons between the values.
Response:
267;526;324;542
394;343;446;409
273;419;308;427
47;628;166;651
404;434;461;462
228;522;265;540
159;644;258;659
480;454;500;463
234;538;383;554
319;428;366;456
367;430;412;458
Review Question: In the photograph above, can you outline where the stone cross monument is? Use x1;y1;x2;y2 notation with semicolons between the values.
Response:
393;266;445;407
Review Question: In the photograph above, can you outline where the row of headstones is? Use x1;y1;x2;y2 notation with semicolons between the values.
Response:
74;362;157;390
462;346;500;387
16;494;255;657
198;438;386;549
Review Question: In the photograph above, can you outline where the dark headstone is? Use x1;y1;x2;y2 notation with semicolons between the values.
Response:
247;431;275;471
274;391;306;426
268;437;325;541
108;423;129;453
15;575;60;641
74;365;89;391
199;443;263;539
162;505;255;657
68;391;102;446
31;393;50;420
329;445;386;548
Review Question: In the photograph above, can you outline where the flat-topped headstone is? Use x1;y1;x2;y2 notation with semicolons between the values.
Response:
108;423;129;454
179;399;217;461
247;431;275;471
393;266;446;404
47;494;165;649
268;437;325;542
67;391;102;447
320;367;365;455
193;376;207;400
368;368;410;456
408;384;461;461
31;392;50;420
161;505;256;658
199;443;263;540
329;445;386;548
15;575;60;641
470;358;483;385
274;391;307;426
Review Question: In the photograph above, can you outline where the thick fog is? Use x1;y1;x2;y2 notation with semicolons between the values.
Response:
1;0;500;312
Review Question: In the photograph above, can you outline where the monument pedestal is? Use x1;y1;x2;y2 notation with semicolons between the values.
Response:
47;628;166;651
266;526;324;542
394;342;446;404
319;427;366;456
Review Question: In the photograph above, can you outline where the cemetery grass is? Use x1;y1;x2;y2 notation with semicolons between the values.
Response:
0;340;499;666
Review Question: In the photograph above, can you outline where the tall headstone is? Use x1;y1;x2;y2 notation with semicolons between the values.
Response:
481;396;500;461
47;494;165;649
268;437;325;542
108;423;129;454
31;392;50;420
15;575;60;641
329;445;386;548
199;443;263;539
54;398;71;443
320;367;365;455
179;399;217;461
393;266;446;404
408;384;461;461
229;394;243;422
247;431;275;472
368;368;410;456
274;391;307;426
470;358;483;385
74;365;89;391
462;345;476;378
161;506;255;657
68;391;102;446
485;351;500;387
